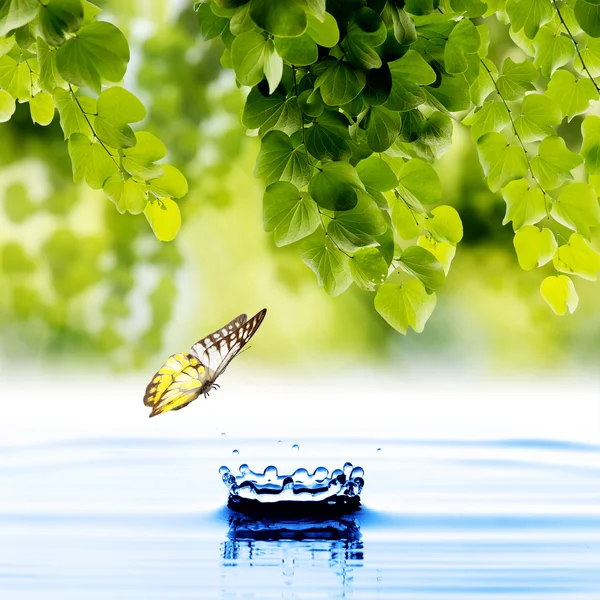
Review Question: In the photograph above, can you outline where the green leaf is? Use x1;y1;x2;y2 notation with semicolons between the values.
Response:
530;135;582;190
0;55;30;102
424;205;463;244
349;247;388;291
243;88;302;136
553;232;600;280
374;279;437;334
196;2;229;40
231;31;269;87
263;39;283;94
426;73;471;112
103;176;148;215
0;0;37;37
417;235;456;274
551;182;600;238
300;235;352;296
385;49;436;111
0;88;15;122
397;158;441;208
327;191;387;252
298;88;323;118
470;57;497;106
575;0;600;37
501;178;547;230
477;131;528;192
274;33;317;66
513;225;557;269
249;0;307;37
513;93;561;143
496;57;538;101
305;12;339;47
144;198;181;242
54;87;95;139
362;63;392;106
391;194;423;239
344;7;386;70
39;0;84;46
581;114;600;175
263;181;320;246
464;100;510;142
94;86;145;149
306;110;351;161
30;91;55;126
315;60;366;106
444;18;480;74
55;21;129;93
533;25;575;77
575;35;600;77
365;105;402;152
122;131;166;180
540;275;578;315
68;132;119;189
507;0;552;39
255;130;311;187
147;165;188;199
398;245;445;291
356;155;397;191
308;161;363;210
546;69;598;121
37;37;68;93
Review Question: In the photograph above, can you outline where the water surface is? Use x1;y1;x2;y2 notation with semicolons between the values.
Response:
2;437;599;599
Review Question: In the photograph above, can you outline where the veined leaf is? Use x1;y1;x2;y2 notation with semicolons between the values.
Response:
374;279;437;334
513;93;561;143
553;232;600;280
315;60;366;106
349;247;388;291
397;245;445;291
551;182;600;238
477;131;528;192
263;181;320;246
546;69;598;121
513;225;557;270
95;86;146;149
581;115;600;175
496;57;538;101
300;234;352;296
424;205;463;244
255;130;311;187
144;198;181;242
308;161;363;211
417;235;456;274
530;135;582;190
501;178;547;230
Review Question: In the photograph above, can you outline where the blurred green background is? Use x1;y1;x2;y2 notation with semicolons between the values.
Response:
1;1;599;375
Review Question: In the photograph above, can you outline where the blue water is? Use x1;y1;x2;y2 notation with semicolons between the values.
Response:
1;438;599;599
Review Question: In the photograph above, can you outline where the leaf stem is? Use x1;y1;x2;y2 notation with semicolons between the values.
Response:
68;84;124;175
552;0;600;94
480;59;551;216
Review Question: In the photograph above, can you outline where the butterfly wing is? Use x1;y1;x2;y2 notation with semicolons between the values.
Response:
208;308;267;380
189;313;247;367
143;353;209;418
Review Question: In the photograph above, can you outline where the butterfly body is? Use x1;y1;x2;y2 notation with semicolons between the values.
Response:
143;309;267;418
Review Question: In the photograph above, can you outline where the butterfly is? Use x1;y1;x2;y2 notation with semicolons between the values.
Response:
143;308;267;418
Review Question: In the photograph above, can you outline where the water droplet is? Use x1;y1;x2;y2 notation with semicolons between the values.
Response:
350;466;364;479
292;444;299;452
240;463;250;474
277;440;282;445
264;465;278;479
232;449;239;456
313;467;329;480
376;447;382;452
219;466;230;475
220;432;226;437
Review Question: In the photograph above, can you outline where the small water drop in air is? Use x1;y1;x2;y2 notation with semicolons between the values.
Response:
277;440;282;445
232;449;239;455
376;447;382;452
292;444;299;452
220;432;226;437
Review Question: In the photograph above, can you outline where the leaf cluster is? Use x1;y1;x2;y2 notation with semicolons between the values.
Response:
0;0;188;241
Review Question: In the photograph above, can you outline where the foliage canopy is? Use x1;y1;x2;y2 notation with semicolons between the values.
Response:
1;0;600;335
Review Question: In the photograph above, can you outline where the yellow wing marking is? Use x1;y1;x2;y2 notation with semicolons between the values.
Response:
143;353;207;418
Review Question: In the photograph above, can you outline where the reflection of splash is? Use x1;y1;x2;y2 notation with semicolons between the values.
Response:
221;514;364;597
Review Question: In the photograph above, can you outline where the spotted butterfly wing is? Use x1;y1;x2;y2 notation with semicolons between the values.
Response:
143;309;266;418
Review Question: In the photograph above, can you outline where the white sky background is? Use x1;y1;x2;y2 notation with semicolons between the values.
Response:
1;366;598;447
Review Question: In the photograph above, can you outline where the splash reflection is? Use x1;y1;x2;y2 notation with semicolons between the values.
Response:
221;513;363;597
